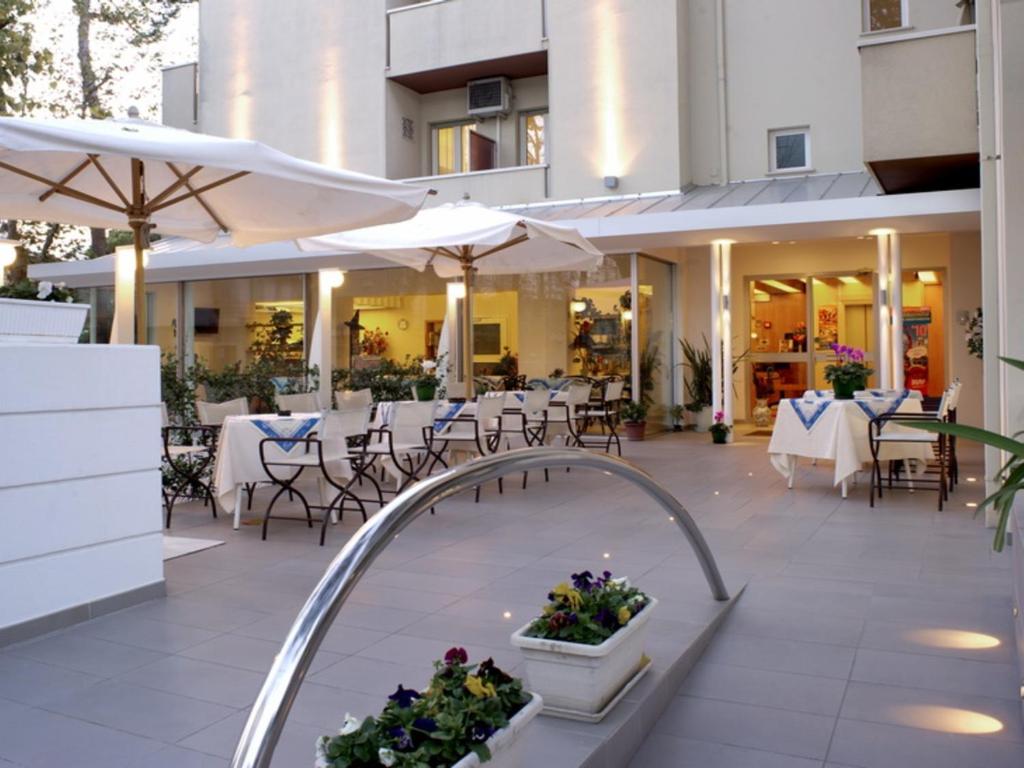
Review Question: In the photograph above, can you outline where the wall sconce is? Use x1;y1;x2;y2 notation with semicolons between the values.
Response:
447;281;466;300
569;299;587;314
114;243;150;269
603;176;619;190
0;239;18;270
621;309;633;322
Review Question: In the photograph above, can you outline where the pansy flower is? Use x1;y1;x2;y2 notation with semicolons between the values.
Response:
412;717;438;733
470;723;496;743
444;647;468;666
388;685;420;708
388;726;414;750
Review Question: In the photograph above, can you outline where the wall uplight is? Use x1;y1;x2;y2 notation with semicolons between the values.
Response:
0;239;18;269
115;244;150;269
321;268;345;289
447;281;466;300
570;299;588;314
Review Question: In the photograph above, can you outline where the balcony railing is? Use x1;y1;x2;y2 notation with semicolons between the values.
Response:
402;164;548;206
386;0;547;79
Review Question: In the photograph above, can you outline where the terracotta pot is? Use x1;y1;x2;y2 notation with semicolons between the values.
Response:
623;421;646;441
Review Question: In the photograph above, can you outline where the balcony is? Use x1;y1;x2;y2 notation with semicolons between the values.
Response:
859;26;979;193
386;0;547;93
402;164;548;206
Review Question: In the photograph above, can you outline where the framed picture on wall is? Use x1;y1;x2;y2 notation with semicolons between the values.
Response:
816;305;838;350
473;318;506;361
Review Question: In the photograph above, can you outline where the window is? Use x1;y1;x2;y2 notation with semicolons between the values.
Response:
432;122;475;175
863;0;905;32
520;109;548;166
769;128;811;173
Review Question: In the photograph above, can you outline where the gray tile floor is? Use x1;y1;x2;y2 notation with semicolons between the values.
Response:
1;431;1019;767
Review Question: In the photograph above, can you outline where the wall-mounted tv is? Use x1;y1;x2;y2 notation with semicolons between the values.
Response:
194;307;220;335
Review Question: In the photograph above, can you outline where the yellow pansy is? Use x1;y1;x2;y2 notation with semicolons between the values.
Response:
617;606;632;625
551;582;582;611
465;675;497;699
542;604;556;616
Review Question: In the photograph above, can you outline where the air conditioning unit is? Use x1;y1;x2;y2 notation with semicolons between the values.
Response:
467;77;511;117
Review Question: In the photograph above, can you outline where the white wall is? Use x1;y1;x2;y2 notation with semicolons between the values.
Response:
0;345;163;635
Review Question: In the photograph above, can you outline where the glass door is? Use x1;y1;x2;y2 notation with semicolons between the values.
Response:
748;276;809;420
810;274;877;389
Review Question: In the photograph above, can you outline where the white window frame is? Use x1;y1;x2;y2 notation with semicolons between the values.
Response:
768;127;812;174
518;108;549;167
862;0;908;34
431;120;477;176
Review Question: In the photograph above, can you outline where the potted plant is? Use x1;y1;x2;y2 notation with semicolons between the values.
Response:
414;359;439;401
709;410;730;444
0;278;88;344
680;337;713;431
510;570;656;719
317;648;540;768
669;404;685;432
823;343;873;399
620;399;648;441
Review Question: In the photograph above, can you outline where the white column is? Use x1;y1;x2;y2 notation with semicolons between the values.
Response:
889;232;904;389
446;281;466;395
712;240;734;437
316;269;343;409
710;245;723;421
111;246;136;345
873;230;893;389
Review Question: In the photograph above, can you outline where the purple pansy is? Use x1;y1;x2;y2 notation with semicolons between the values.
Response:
444;647;468;666
388;685;421;709
388;726;414;750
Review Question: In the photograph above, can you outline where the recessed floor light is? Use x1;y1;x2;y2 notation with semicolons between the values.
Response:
502;611;512;620
714;491;720;496
966;502;978;508
967;477;977;482
603;552;611;559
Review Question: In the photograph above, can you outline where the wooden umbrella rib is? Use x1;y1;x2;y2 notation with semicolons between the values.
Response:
149;170;250;213
157;162;229;232
0;159;125;214
86;155;130;208
147;163;205;208
473;233;529;261
37;158;91;202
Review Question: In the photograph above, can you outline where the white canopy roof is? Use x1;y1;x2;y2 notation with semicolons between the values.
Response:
0;116;428;246
298;201;603;278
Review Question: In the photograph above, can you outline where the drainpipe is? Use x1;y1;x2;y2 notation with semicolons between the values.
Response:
715;0;729;185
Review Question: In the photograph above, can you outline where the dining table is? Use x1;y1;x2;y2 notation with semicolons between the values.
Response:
767;392;932;497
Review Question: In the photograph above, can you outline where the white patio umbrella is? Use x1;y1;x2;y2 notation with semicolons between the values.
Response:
0;115;428;342
298;201;603;396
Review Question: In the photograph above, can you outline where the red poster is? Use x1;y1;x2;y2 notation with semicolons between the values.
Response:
903;307;931;394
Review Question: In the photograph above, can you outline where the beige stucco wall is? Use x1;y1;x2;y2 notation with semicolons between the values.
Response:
861;29;978;163
386;0;545;76
722;0;865;181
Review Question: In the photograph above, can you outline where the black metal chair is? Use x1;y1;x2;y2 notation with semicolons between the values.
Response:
161;423;218;528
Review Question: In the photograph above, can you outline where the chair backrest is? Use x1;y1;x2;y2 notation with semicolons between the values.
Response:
320;407;370;456
946;380;962;411
935;386;953;421
160;402;170;428
523;388;549;416
565;382;592;408
391;400;436;447
196;397;249;426
276;392;321;413
604;379;626;402
476;392;507;423
335;388;373;410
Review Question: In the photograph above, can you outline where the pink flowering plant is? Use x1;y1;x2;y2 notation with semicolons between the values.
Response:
823;343;873;388
708;410;730;438
316;648;528;767
524;570;650;646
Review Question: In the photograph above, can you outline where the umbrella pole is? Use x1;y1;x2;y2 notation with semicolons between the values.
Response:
460;254;475;399
130;159;148;345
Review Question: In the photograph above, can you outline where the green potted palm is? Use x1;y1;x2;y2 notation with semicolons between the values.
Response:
680;337;713;431
620;400;648;441
669;404;685;432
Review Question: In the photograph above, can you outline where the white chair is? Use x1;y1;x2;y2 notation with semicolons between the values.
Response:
196;397;249;426
433;394;507;501
257;406;374;545
362;400;438;492
335;388;373;410
275;392;321;413
869;386;952;511
544;382;592;447
505;388;550;488
580;378;626;455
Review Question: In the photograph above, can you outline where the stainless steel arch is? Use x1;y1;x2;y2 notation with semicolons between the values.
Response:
230;446;729;768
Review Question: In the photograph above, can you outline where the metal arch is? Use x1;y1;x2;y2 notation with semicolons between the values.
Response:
230;446;729;768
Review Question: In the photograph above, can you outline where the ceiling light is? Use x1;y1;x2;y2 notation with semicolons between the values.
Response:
570;299;587;314
762;280;800;294
839;276;860;285
917;270;940;284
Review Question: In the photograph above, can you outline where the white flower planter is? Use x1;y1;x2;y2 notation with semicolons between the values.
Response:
510;598;658;716
693;407;714;432
451;692;543;768
0;298;88;344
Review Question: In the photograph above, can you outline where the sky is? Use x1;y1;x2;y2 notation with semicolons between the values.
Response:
26;1;198;121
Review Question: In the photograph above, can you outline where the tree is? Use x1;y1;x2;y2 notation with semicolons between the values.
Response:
0;0;51;115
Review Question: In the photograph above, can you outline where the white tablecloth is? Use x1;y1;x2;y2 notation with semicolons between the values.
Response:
212;413;322;515
768;396;932;488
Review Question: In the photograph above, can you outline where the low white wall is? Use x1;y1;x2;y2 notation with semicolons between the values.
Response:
0;344;164;637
